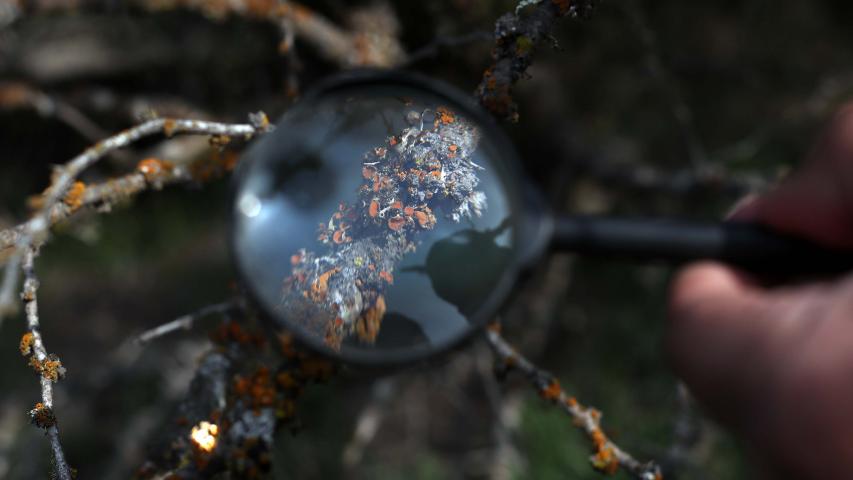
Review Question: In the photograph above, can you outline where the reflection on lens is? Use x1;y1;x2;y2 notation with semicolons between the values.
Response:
232;75;519;364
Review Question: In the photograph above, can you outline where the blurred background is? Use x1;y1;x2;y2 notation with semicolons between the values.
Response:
2;0;852;478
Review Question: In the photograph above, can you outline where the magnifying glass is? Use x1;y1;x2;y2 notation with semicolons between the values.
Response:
231;70;853;367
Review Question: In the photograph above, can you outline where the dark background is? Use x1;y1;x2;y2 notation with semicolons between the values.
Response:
2;0;851;478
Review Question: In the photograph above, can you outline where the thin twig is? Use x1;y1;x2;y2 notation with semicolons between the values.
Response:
342;378;396;469
484;323;662;480
0;166;189;258
134;301;235;345
404;30;492;66
21;248;71;480
0;113;271;321
661;382;702;477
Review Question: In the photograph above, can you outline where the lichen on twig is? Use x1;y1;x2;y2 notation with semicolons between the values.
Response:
136;312;336;478
19;248;72;480
0;113;272;321
282;104;487;349
133;300;238;345
476;0;598;121
485;322;663;479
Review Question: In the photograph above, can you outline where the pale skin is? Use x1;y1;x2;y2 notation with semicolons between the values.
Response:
667;105;853;478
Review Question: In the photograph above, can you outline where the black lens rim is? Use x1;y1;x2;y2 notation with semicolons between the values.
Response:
230;69;534;368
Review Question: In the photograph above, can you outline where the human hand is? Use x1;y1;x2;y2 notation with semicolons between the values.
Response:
667;106;853;478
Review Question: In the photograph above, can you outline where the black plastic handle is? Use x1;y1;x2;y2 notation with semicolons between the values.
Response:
551;215;853;275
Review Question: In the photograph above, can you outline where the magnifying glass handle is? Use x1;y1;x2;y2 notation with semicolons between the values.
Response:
551;215;853;275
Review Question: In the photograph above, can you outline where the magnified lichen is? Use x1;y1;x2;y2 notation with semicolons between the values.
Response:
280;103;486;350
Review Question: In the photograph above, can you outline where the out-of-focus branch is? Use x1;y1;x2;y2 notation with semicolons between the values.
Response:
137;0;406;69
661;383;703;477
569;152;768;197
476;0;597;121
404;30;493;66
0;113;271;321
133;301;237;345
0;81;111;143
342;378;396;469
137;314;336;478
485;323;662;480
19;248;72;480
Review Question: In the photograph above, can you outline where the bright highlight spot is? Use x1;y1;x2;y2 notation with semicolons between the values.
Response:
238;193;262;218
190;421;219;452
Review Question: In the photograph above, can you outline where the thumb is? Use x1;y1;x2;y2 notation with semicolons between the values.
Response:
731;105;853;249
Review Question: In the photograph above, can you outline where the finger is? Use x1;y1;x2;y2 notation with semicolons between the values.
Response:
731;106;853;248
666;261;776;424
731;168;853;248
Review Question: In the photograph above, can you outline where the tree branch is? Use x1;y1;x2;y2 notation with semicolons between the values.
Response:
485;323;662;480
133;301;236;345
476;0;598;121
20;248;72;480
0;113;271;321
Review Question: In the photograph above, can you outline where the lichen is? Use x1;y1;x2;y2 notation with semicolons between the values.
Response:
281;104;487;349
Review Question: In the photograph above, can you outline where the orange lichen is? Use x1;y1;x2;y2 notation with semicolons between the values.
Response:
62;181;86;211
290;253;302;265
248;367;275;410
162;119;177;137
362;165;377;179
389;136;398;146
136;157;173;180
540;379;561;401
437;106;455;124
430;169;442;178
40;356;65;382
28;354;65;382
403;206;415;217
591;445;619;474
390;200;403;210
387;216;406;231
368;200;379;218
209;134;232;148
276;371;299;389
590;429;606;448
210;320;258;346
355;295;385;343
565;396;579;408
310;268;339;301
448;144;458;152
413;210;429;227
372;175;392;191
332;229;348;244
378;271;394;284
28;402;56;429
19;332;34;356
233;376;251;396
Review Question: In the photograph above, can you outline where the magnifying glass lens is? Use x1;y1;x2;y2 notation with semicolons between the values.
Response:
232;77;521;365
